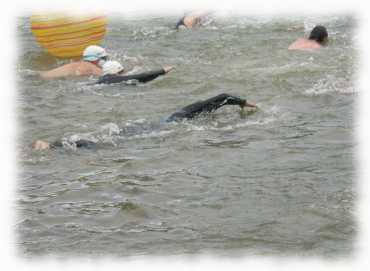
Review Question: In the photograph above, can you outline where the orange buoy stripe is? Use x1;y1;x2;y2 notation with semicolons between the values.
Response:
31;19;107;36
33;25;106;40
31;16;105;30
39;34;105;49
35;29;106;44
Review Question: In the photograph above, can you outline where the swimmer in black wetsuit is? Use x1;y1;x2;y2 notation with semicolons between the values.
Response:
31;138;98;150
167;93;257;121
96;60;174;85
175;16;186;29
32;93;257;150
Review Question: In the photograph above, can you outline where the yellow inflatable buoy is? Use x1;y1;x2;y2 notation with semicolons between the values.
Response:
30;13;107;58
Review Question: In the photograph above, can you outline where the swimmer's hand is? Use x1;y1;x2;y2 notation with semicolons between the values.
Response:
240;101;258;117
240;101;258;111
163;65;175;73
32;140;51;150
240;107;258;118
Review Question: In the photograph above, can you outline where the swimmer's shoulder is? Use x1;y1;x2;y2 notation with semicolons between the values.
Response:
288;38;322;50
75;61;102;76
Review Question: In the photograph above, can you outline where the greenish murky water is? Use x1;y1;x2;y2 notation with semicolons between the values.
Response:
16;14;356;258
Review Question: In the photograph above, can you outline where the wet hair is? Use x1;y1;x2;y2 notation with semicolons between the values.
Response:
308;25;328;44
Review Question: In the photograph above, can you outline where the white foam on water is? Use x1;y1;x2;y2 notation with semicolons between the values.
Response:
128;129;175;139
211;116;277;131
100;123;121;136
304;76;356;96
58;133;101;150
17;68;40;77
181;108;281;132
124;118;147;126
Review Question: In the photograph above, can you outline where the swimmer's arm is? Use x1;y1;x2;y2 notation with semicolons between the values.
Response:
126;65;174;83
123;69;165;83
98;66;174;84
39;64;75;79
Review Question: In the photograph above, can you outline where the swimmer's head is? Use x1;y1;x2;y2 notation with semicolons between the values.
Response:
309;25;328;44
83;45;108;66
102;61;125;76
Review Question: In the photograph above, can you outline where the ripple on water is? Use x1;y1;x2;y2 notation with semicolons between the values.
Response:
17;15;356;257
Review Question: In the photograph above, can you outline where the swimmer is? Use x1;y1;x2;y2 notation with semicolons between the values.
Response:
167;93;257;121
288;25;328;50
32;93;257;150
39;45;108;79
175;11;212;29
31;138;96;150
96;60;174;85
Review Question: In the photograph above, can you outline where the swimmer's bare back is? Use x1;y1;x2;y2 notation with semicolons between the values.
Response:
39;61;102;79
288;38;322;50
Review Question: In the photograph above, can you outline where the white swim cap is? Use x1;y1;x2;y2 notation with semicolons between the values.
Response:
83;45;107;62
102;61;125;75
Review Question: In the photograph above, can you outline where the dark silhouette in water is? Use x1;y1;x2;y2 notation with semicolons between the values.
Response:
32;93;257;150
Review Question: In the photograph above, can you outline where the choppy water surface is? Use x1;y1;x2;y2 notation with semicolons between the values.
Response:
16;14;356;258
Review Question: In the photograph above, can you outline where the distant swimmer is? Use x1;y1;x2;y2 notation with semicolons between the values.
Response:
96;60;174;85
167;93;257;122
288;25;328;50
32;138;97;151
32;93;257;150
175;11;212;29
39;45;108;79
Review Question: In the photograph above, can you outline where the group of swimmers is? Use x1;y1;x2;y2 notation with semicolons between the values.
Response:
31;12;329;151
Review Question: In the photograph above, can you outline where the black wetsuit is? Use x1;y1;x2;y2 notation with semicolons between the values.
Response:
175;17;186;29
50;139;97;149
166;93;246;122
96;69;166;85
50;93;246;149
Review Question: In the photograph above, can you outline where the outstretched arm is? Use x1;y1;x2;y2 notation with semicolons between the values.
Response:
167;93;256;121
96;66;174;85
